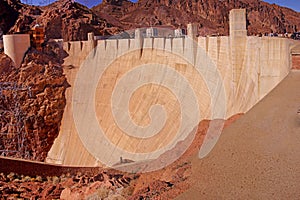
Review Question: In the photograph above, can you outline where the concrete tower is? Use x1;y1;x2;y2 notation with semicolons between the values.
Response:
3;34;30;67
135;28;143;49
229;9;247;89
229;9;247;37
187;23;198;41
87;32;96;51
87;32;94;41
186;23;198;65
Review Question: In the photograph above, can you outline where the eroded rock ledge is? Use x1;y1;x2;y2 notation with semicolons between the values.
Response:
0;44;69;161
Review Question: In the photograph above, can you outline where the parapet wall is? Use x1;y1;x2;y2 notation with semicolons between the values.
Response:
46;35;293;167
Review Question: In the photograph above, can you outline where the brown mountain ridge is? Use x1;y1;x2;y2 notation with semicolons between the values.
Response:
92;0;300;36
0;0;123;41
1;0;300;40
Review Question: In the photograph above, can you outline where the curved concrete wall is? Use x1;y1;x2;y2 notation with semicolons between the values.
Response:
3;34;30;67
46;35;293;167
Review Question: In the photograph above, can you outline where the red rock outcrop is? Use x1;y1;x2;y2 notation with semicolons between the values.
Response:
0;169;136;199
3;0;123;41
34;0;122;41
0;43;69;161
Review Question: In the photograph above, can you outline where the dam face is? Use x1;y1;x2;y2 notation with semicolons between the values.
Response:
46;10;294;171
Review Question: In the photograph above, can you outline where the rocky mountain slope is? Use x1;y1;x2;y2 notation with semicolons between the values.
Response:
0;0;123;41
92;0;300;36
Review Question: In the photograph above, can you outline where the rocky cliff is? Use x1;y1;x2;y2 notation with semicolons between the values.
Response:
1;0;123;41
0;43;69;161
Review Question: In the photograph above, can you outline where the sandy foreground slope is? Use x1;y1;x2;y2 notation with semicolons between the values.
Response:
177;70;300;199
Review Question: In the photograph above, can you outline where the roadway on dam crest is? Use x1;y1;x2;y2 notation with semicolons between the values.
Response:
177;70;300;199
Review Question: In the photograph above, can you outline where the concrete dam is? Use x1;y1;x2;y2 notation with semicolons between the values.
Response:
44;9;299;171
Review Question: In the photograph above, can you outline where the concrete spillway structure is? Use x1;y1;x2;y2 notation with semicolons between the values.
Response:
46;10;294;169
3;34;30;67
